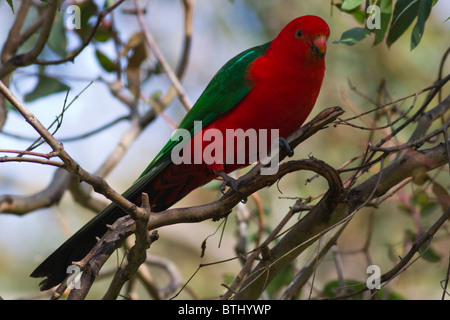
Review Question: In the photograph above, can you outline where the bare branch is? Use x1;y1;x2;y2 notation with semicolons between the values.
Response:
0;0;58;78
0;80;143;221
408;94;450;142
0;155;64;168
66;216;136;300
280;221;349;300
102;193;157;300
0;169;71;215
68;179;109;214
369;119;450;152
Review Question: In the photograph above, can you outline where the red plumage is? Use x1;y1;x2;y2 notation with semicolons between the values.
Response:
148;15;330;210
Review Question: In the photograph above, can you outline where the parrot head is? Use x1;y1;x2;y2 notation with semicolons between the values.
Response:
270;15;330;63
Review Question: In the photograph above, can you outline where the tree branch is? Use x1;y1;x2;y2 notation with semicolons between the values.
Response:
0;169;71;215
66;216;137;300
0;80;144;222
57;107;343;298
102;194;158;300
229;94;450;299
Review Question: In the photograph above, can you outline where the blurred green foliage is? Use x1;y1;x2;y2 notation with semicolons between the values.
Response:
335;0;440;50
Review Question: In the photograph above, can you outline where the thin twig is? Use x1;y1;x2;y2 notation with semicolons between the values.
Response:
0;79;147;221
369;120;450;152
135;0;192;111
331;207;450;300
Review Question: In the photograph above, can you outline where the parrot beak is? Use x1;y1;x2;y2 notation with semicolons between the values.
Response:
311;35;327;58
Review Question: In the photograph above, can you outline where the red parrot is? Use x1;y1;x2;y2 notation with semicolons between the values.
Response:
31;15;330;290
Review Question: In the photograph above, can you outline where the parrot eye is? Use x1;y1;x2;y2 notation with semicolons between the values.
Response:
295;29;303;38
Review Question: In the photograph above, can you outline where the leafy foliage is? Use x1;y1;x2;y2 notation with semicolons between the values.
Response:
334;27;372;45
321;279;404;299
334;0;441;49
5;0;14;13
24;74;69;102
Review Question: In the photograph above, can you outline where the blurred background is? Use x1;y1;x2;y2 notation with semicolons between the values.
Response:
0;0;449;299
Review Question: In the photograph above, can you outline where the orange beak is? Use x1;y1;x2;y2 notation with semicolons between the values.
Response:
312;35;327;58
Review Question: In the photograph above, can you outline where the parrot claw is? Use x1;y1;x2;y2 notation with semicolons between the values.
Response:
279;137;294;157
215;171;247;203
214;170;239;194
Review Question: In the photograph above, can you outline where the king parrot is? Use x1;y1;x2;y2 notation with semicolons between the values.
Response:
31;15;330;290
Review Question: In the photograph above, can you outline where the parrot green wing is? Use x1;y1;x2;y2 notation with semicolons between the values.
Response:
130;41;272;189
177;41;271;132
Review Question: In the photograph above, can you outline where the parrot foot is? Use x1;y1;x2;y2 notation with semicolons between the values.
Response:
214;171;248;204
279;137;294;157
214;170;239;194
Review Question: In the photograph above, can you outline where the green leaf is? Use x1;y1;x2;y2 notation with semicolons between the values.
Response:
410;0;433;50
373;0;393;45
322;279;366;299
334;2;366;24
95;49;117;73
24;75;69;102
322;279;404;300
411;190;439;217
47;12;67;58
341;0;365;10
221;273;235;286
412;190;429;205
93;26;111;43
74;0;98;41
6;0;14;13
406;230;441;263
103;0;116;8
333;27;371;46
347;7;367;24
266;262;295;299
420;245;441;263
386;0;419;47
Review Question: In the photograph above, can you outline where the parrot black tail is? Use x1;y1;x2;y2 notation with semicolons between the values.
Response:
30;158;211;291
30;203;125;291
